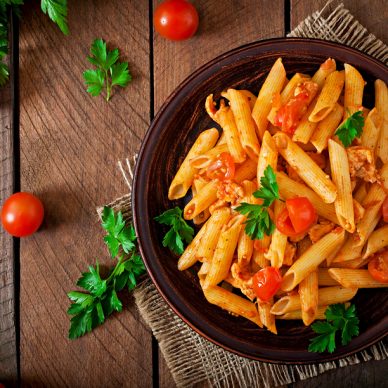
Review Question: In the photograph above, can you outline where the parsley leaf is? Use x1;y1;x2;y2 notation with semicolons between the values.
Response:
83;38;132;101
41;0;69;35
253;165;279;207
308;303;360;353
236;166;279;240
67;207;145;339
155;207;194;255
335;110;365;147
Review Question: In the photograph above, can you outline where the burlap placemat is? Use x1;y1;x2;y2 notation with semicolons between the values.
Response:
100;2;388;387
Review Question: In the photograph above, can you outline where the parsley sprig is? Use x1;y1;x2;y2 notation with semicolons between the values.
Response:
154;207;194;255
236;165;279;240
335;110;365;147
83;38;132;101
67;207;145;339
41;0;69;35
309;303;360;353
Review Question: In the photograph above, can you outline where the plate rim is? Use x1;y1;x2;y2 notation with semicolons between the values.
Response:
133;37;388;364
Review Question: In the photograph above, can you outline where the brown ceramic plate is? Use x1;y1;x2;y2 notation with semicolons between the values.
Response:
133;38;388;363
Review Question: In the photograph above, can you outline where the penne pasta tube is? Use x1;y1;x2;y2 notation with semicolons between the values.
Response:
328;140;355;233
178;221;210;271
299;270;318;326
228;89;260;161
318;268;340;286
252;235;271;269
375;80;388;163
203;286;262;327
257;131;278;183
274;133;337;203
331;256;369;269
234;158;257;182
309;71;345;122
190;143;229;169
195;207;231;262
277;172;339;224
281;228;345;291
252;58;287;139
311;58;336;89
344;64;365;114
192;177;211;225
267;73;309;124
278;306;327;320
311;103;344;153
239;90;257;110
332;234;363;264
362;225;388;259
168;128;219;199
203;215;244;288
217;131;226;145
271;286;357;315
257;300;277;334
354;181;368;204
360;108;382;153
292;96;319;144
198;261;211;286
265;201;287;268
328;269;388;288
184;180;218;220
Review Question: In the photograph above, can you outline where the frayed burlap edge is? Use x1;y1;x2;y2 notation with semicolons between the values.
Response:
99;2;388;387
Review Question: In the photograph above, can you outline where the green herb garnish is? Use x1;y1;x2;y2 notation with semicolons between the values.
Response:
335;110;364;147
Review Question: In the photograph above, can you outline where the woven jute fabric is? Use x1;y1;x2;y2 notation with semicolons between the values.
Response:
100;2;388;387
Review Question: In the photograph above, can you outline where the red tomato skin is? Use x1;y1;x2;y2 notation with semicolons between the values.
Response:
275;207;300;237
382;196;388;223
368;250;388;283
206;152;235;181
1;192;44;237
153;0;199;41
252;267;282;302
286;197;317;233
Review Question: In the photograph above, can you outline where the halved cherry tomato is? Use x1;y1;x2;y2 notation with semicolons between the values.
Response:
382;196;388;223
276;197;317;237
274;92;309;134
153;0;199;41
368;250;388;283
252;267;282;302
1;192;44;237
206;152;235;181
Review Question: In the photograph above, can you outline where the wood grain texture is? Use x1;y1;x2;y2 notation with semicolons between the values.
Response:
152;1;284;385
291;0;388;43
18;1;152;386
0;37;17;384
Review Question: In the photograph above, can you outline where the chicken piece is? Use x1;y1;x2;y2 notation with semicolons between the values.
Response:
283;242;297;266
230;262;256;301
347;146;378;183
217;180;244;206
308;221;335;243
353;198;365;223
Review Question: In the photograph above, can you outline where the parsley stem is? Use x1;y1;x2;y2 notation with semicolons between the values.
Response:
106;256;123;283
105;70;111;101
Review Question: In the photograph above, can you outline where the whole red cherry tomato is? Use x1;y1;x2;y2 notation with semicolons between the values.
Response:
382;196;388;223
206;152;235;181
276;197;317;237
252;267;282;302
153;0;199;41
368;250;388;283
1;192;44;237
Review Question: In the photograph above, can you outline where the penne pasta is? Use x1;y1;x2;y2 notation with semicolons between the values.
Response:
234;158;257;182
328;269;388;288
362;225;388;259
375;79;388;163
328;139;355;233
292;96;319;144
168;128;219;199
318;268;340;286
252;235;271;269
192;177;211;225
311;58;336;89
257;131;278;184
310;103;344;153
281;228;345;292
278;306;327;320
190;143;229;169
360;108;382;153
228;89;260;161
344;64;365;115
203;286;262;327
274;132;337;203
252;58;287;139
257;300;277;334
299;270;318;326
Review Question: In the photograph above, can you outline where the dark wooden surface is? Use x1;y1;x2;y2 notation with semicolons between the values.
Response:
0;0;386;387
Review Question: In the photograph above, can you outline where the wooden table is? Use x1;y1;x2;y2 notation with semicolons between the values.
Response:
1;1;387;386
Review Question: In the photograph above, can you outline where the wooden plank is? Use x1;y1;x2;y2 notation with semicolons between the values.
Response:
18;2;152;386
291;0;388;43
0;18;17;385
152;1;284;386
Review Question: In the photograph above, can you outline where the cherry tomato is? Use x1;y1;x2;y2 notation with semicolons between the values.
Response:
206;152;235;181
382;196;388;223
368;250;388;283
252;267;282;302
153;0;199;41
276;197;317;237
1;192;44;237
